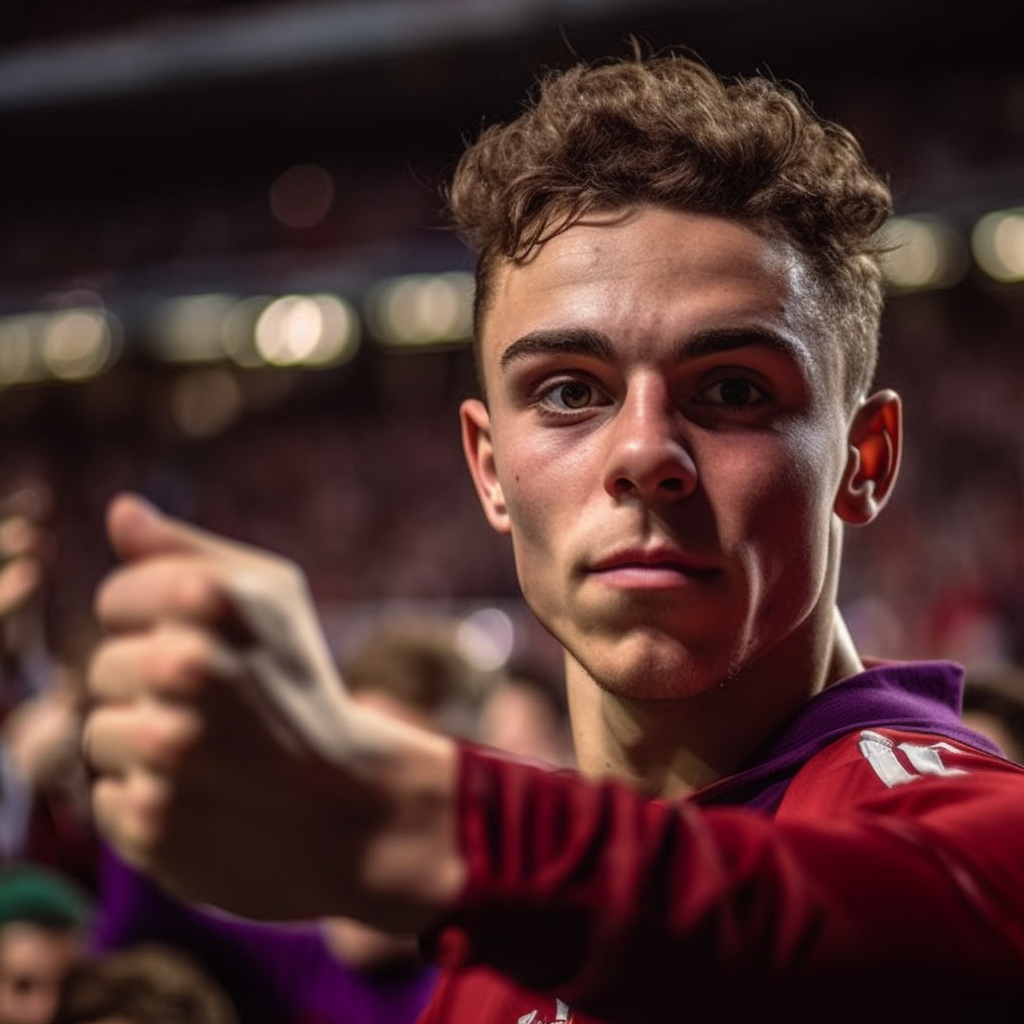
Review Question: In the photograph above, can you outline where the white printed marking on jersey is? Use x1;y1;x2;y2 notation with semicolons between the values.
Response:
859;729;969;787
516;1000;570;1023
899;741;966;778
859;731;916;787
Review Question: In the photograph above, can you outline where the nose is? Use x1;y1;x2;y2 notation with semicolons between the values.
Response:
602;375;697;503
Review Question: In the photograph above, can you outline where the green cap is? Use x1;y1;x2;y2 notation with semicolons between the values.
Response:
0;863;91;929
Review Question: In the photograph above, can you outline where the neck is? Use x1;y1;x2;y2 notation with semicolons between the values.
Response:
567;606;863;800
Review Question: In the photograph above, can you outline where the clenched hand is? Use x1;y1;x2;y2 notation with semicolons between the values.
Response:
83;493;463;927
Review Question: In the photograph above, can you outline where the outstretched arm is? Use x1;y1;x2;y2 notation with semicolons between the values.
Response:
85;494;1024;1022
83;493;464;929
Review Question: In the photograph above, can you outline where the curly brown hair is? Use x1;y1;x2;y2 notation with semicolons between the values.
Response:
446;44;893;407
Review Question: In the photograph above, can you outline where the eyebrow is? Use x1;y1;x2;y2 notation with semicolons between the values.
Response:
499;328;613;371
681;327;813;369
498;325;811;372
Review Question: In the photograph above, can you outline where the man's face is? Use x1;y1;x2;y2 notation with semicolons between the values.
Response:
0;923;83;1024
462;206;858;699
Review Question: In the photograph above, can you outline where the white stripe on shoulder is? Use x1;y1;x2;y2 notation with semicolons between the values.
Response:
858;729;967;788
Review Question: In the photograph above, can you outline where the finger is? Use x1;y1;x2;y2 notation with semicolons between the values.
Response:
95;556;239;633
107;492;269;567
82;700;205;777
91;770;173;865
88;623;244;704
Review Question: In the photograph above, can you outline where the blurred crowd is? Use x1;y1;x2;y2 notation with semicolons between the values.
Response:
0;344;514;670
841;283;1024;668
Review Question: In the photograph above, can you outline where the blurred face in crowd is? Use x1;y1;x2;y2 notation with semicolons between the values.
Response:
0;923;84;1024
462;205;898;702
478;677;574;768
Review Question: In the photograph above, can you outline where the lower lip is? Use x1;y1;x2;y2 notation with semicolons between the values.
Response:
590;566;718;590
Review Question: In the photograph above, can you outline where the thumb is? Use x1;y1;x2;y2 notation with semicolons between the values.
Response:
106;493;253;564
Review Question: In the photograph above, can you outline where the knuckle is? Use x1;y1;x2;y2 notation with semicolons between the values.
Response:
268;555;306;593
150;628;220;695
138;704;204;768
121;772;173;852
171;569;229;622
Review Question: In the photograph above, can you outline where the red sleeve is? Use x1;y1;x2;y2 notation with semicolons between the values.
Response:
425;741;1024;1019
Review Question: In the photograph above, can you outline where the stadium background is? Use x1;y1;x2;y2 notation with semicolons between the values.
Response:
1;0;1022;681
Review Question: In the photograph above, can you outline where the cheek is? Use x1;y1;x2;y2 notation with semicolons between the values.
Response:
775;419;844;509
750;431;847;616
495;435;597;623
713;428;842;566
497;432;593;543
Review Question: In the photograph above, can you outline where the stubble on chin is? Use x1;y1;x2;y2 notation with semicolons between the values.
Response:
564;625;741;703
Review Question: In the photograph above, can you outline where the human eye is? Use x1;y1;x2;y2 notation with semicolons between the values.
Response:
534;377;608;416
693;375;770;409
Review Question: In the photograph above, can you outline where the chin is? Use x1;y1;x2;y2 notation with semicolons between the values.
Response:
576;631;735;701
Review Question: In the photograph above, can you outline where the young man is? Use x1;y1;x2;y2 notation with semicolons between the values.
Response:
81;46;1024;1021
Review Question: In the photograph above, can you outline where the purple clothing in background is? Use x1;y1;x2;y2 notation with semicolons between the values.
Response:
91;846;439;1024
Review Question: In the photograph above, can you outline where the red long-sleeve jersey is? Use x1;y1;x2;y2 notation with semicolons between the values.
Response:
418;662;1024;1022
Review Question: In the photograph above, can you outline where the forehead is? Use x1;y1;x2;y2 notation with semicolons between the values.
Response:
478;206;835;385
0;923;79;963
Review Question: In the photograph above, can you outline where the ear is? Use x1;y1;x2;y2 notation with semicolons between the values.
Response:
460;398;511;535
834;389;902;526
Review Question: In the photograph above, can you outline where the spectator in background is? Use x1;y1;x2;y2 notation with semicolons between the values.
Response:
315;616;484;972
340;617;483;745
54;943;238;1024
477;659;574;769
962;666;1024;764
0;486;97;894
0;864;91;1024
0;483;54;717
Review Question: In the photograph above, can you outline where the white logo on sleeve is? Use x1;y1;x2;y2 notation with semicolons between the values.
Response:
858;729;967;788
517;999;572;1023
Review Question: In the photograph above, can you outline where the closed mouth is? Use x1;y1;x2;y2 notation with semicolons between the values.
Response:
588;549;719;578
